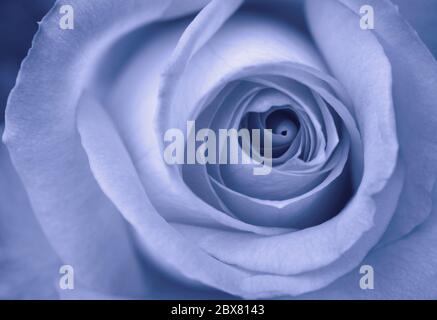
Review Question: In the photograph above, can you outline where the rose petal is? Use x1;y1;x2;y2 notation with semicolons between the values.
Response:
333;0;437;244
301;183;437;299
0;137;60;299
76;91;254;298
107;3;289;236
392;0;437;59
3;0;213;297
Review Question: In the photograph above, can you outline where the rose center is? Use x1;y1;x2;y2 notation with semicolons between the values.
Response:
240;107;300;158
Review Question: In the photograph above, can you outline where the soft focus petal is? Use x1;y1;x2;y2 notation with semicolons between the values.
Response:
0;138;60;299
392;0;437;60
3;0;212;298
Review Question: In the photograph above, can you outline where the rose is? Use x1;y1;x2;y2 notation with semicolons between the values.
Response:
1;0;437;299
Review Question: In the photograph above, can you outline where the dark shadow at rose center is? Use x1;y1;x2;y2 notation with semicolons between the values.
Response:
240;106;301;159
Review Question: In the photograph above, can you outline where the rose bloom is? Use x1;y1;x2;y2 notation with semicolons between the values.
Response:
1;0;437;299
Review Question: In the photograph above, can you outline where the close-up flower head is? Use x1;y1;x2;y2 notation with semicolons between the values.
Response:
1;0;437;301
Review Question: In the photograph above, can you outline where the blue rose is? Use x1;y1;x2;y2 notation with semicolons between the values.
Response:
1;0;437;299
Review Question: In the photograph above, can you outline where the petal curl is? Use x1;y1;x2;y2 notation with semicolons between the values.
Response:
392;0;437;59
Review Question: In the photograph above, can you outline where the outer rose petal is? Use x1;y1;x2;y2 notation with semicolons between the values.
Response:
303;0;437;298
0;137;60;299
392;0;437;59
301;184;437;299
2;0;214;298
